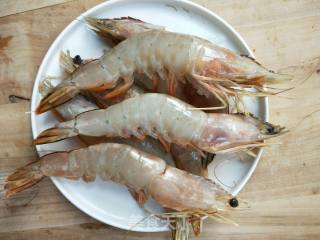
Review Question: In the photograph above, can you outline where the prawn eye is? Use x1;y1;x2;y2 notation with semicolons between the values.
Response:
229;198;239;208
73;55;82;65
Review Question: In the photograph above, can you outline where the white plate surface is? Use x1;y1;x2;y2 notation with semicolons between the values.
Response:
31;0;267;232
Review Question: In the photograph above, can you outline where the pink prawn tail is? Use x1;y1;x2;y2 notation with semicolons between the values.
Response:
33;127;77;145
85;17;164;44
36;85;80;114
4;161;44;198
85;17;124;44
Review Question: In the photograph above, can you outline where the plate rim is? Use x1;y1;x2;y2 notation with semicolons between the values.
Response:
31;0;268;232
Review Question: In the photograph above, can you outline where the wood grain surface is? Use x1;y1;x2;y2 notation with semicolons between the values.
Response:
0;0;319;239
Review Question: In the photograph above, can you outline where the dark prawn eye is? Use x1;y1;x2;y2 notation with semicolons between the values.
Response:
73;55;82;65
229;198;239;208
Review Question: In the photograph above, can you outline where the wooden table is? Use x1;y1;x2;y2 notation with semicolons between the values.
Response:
0;0;319;239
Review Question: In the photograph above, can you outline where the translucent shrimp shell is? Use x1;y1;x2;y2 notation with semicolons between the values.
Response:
47;93;279;153
40;143;230;211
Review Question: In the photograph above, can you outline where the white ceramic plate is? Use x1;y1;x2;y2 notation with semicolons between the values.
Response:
31;0;268;232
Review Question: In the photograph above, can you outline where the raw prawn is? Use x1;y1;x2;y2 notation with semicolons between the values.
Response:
36;29;291;114
34;93;284;154
4;143;238;236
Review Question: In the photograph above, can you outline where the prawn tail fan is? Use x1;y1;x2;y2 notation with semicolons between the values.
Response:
36;85;80;114
4;161;44;198
32;127;77;145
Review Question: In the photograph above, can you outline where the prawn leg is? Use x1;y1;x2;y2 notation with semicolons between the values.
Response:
130;189;148;207
103;77;134;99
158;136;172;153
